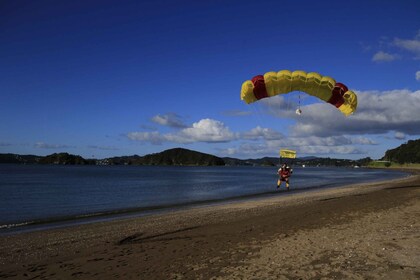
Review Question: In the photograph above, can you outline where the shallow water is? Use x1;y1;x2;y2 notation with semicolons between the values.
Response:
0;164;407;231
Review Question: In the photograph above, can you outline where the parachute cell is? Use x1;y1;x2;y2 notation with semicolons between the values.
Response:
280;149;297;159
241;70;357;116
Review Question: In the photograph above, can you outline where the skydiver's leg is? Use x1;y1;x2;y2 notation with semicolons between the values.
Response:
286;178;290;190
277;179;281;188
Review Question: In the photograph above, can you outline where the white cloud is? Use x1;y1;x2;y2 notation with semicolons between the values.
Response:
87;145;119;151
286;89;420;137
222;140;366;158
351;137;378;145
127;131;166;145
393;31;420;59
298;145;364;155
222;109;252;116
35;142;73;149
416;71;420;81
151;113;187;128
372;51;398;62
394;37;420;54
173;119;236;143
394;132;406;140
221;133;376;158
369;31;420;62
266;135;376;150
128;119;236;144
241;126;284;140
129;90;418;158
222;143;275;158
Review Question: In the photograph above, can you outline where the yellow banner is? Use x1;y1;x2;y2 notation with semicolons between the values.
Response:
280;149;297;159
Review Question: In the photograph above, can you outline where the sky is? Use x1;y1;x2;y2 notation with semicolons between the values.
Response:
1;0;419;160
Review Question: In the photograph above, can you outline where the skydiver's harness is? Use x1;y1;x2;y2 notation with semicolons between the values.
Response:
279;168;291;180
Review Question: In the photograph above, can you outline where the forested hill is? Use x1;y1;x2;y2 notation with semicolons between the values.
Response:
381;139;420;163
0;153;95;165
144;148;225;166
106;148;225;166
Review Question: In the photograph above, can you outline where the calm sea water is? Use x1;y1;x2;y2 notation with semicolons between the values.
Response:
0;164;407;232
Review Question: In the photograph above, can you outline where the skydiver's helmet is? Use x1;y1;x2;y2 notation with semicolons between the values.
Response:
296;108;302;115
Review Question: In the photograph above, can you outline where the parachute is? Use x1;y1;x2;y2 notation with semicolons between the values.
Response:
280;149;297;159
241;70;357;116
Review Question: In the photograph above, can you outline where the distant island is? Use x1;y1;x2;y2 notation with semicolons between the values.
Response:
1;139;419;167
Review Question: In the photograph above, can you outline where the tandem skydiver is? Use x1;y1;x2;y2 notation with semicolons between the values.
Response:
277;163;293;191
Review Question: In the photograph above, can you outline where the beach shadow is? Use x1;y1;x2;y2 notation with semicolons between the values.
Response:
319;197;342;202
386;185;419;190
118;226;200;245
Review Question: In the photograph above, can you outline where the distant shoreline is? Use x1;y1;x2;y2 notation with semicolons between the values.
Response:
0;147;374;167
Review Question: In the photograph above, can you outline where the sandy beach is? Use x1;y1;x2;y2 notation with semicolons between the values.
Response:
0;171;419;279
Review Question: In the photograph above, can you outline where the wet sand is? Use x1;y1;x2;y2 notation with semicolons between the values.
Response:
0;171;419;279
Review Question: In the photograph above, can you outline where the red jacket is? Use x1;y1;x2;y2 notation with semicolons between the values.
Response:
278;167;292;178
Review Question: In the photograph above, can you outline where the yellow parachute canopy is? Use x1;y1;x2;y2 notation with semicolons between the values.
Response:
280;149;297;159
241;70;357;116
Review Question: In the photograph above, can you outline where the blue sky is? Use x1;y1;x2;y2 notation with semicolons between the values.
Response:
1;0;419;160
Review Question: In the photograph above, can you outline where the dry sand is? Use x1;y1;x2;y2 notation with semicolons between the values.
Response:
0;170;419;279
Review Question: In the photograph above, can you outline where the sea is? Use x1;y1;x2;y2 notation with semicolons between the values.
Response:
0;164;408;234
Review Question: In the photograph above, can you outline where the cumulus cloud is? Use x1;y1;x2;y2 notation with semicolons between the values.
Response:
222;140;366;158
416;71;420;81
261;94;298;110
298;145;364;155
285;89;420;137
129;112;382;157
266;135;376;151
173;119;236;143
221;133;376;158
372;51;398;62
130;90;417;158
241;126;284;140
151;113;187;128
128;119;236;144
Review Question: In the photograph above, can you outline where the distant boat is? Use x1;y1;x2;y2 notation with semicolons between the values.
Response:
354;165;360;168
302;164;305;168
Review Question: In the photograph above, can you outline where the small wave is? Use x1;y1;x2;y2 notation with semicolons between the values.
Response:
75;212;104;218
0;221;34;229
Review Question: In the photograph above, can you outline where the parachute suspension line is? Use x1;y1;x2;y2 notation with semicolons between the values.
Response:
298;94;301;110
250;102;264;128
296;92;302;115
285;93;291;112
241;70;358;117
